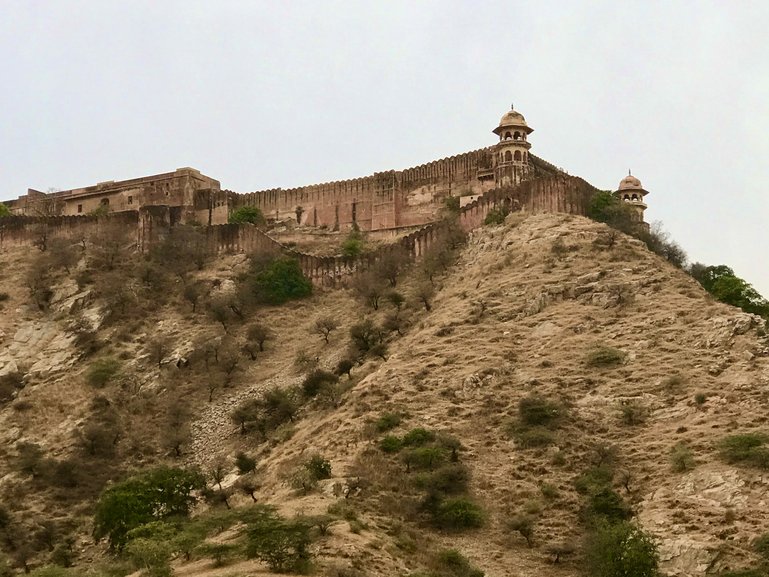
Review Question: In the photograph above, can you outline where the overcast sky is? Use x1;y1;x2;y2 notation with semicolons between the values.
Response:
1;1;767;295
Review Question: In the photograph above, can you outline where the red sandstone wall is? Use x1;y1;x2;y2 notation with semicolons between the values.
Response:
229;148;492;233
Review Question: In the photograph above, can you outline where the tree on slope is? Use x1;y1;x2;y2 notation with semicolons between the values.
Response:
585;521;659;577
93;467;205;551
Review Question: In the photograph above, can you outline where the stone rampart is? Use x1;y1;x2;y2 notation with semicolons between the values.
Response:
0;175;597;287
0;211;140;249
202;174;597;286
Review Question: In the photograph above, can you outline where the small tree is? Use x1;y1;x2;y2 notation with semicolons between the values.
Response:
235;452;257;475
209;458;228;490
146;337;171;369
353;272;385;310
182;281;206;313
312;316;339;344
335;358;354;379
415;281;435;311
0;203;10;218
246;323;273;354
302;369;338;398
508;515;535;547
93;467;205;551
244;513;312;573
349;319;382;355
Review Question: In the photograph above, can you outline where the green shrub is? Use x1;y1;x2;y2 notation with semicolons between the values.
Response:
444;196;460;214
125;537;173;577
539;482;559;500
249;257;312;305
484;207;508;226
375;412;402;433
0;203;10;218
302;369;338;398
670;442;696;473
305;455;332;481
694;392;708;406
511;427;556;448
585;521;658;577
413;464;470;496
585;346;626;367
586;191;636;233
195;542;239;567
229;206;265;225
235;452;257;475
85;358;121;388
518;395;562;427
404;447;446;472
754;532;769;559
432;498;484;531
402;428;436;447
432;548;484;577
341;237;364;259
335;358;355;378
349;318;383;354
619;400;648;426
379;435;403;453
718;433;769;469
583;488;632;525
574;466;614;495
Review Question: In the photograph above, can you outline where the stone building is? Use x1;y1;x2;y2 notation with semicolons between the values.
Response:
2;106;647;233
5;168;220;222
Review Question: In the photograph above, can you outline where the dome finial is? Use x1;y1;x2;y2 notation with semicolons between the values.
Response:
628;168;631;176
511;102;514;110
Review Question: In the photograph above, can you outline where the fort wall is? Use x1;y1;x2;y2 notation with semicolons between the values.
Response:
200;174;597;285
0;175;596;286
0;211;140;249
224;148;501;232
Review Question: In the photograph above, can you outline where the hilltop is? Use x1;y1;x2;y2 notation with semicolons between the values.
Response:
0;213;767;577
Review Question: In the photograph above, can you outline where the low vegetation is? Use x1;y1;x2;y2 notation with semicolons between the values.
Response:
719;433;769;469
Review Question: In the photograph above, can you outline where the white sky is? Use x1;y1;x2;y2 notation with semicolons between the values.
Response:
1;1;767;295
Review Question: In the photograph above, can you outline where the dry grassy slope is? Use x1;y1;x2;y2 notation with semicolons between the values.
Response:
228;213;769;577
1;214;767;577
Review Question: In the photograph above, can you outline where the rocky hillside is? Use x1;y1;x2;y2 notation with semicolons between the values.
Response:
0;213;767;577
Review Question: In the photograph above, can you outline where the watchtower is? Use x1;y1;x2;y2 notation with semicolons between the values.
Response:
493;105;533;187
614;171;649;226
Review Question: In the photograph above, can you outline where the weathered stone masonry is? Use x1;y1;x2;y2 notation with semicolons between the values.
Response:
0;174;597;287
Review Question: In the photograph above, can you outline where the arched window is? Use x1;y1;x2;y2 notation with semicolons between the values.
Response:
623;195;630;201
514;150;522;161
504;150;512;162
631;194;638;201
513;131;521;140
504;131;512;140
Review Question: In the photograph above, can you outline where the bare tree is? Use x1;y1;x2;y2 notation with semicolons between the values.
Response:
146;336;171;369
312;316;339;344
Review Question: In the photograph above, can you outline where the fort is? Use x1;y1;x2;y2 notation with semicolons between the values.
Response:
0;106;649;283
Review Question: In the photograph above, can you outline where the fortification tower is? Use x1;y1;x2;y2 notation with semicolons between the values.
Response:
614;171;649;226
493;105;533;187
